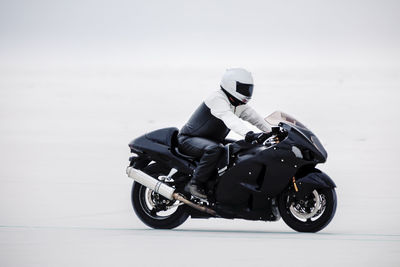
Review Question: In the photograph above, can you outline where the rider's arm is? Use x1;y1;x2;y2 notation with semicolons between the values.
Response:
237;104;272;133
205;94;250;137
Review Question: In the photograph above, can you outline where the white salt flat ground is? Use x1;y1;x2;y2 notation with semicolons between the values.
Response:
0;66;399;266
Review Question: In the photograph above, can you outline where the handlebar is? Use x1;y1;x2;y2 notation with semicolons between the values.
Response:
261;127;288;146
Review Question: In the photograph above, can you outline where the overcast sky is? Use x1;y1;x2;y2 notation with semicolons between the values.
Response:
1;0;399;67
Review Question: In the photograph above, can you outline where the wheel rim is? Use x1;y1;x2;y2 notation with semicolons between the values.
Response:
137;179;182;220
287;189;327;223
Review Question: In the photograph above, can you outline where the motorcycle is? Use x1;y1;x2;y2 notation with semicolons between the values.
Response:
126;111;337;232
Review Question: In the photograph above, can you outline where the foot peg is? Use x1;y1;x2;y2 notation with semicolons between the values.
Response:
185;182;207;200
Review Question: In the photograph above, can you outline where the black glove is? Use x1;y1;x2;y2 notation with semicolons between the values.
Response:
245;131;272;143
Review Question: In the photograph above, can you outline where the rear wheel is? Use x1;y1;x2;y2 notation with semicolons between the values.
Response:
278;187;337;233
131;163;189;229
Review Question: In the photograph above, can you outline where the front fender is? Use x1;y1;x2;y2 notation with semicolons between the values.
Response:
294;170;336;200
298;170;336;189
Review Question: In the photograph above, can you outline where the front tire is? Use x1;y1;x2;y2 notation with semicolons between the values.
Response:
278;187;337;233
131;163;189;229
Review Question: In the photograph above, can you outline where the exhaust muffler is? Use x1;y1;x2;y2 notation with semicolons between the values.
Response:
126;166;175;200
126;166;216;216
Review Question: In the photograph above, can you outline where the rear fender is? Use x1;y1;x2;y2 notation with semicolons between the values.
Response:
129;155;151;170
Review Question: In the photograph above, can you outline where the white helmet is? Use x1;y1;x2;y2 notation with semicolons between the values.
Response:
220;68;254;105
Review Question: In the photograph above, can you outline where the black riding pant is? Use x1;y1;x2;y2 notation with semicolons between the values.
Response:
178;135;225;184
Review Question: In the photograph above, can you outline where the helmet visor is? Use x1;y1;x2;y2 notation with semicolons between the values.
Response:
236;82;254;97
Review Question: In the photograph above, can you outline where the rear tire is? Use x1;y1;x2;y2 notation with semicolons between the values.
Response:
131;163;189;229
278;187;337;233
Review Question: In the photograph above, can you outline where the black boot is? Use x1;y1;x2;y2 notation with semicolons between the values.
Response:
185;181;207;200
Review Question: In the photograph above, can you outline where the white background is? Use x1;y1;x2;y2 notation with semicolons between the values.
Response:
1;1;399;266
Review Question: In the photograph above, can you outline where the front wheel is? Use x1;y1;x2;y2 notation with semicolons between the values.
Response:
131;163;189;229
278;187;337;233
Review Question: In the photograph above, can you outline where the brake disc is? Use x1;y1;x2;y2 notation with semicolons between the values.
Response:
289;190;321;220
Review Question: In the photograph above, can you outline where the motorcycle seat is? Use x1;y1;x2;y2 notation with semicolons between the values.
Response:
145;127;178;147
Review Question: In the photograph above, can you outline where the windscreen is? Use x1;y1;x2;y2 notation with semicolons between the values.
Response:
265;111;307;129
265;111;327;158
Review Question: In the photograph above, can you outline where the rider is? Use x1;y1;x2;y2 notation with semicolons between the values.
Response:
178;68;272;199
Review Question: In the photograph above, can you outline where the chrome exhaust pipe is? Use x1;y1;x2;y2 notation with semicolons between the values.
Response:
126;166;216;216
126;166;175;200
172;193;216;216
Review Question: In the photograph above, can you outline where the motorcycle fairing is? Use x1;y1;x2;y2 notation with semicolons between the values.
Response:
215;142;299;206
281;123;327;163
266;111;327;161
214;121;330;210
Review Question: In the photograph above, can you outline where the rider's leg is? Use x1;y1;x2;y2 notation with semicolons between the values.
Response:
178;136;224;198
